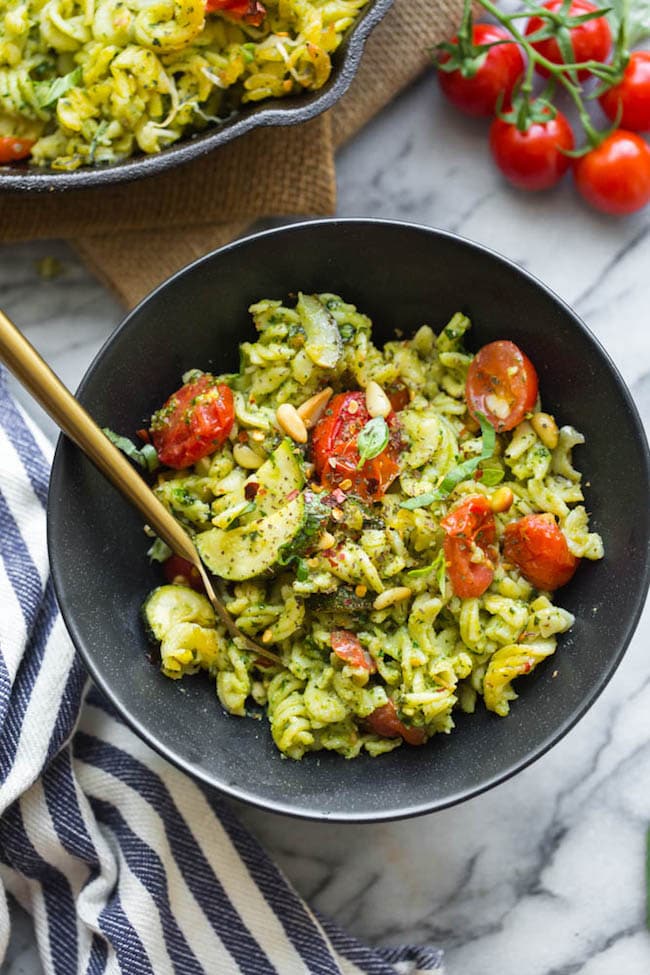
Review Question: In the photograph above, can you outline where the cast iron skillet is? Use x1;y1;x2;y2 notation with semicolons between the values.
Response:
47;219;650;822
0;0;392;193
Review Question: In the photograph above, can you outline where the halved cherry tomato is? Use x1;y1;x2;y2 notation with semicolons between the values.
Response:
525;0;612;81
331;630;376;672
386;383;410;413
205;0;265;24
466;340;539;433
366;700;426;746
599;52;650;133
503;513;580;590
151;374;234;469
311;392;401;502
438;24;525;117
441;495;497;598
163;555;205;592
0;137;35;163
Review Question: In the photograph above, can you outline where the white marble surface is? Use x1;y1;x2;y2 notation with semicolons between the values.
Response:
3;67;650;975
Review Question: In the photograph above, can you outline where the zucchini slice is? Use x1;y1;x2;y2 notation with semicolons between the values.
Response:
197;494;306;581
212;438;304;526
142;584;215;642
297;293;343;370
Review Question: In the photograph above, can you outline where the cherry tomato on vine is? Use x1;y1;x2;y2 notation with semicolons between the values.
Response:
489;110;574;191
438;24;525;117
599;51;650;133
0;137;34;163
151;374;235;469
311;391;401;502
466;340;539;432
205;0;265;24
440;495;497;599
503;513;580;590
330;630;376;672
525;0;612;81
573;131;650;215
366;700;426;746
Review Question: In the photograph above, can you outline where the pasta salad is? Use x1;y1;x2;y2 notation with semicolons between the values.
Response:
136;293;604;760
0;0;367;169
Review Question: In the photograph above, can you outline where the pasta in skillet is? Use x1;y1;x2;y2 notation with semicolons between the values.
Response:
0;0;367;169
134;293;603;759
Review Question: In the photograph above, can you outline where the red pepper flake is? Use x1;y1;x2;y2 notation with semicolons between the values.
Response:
238;430;249;443
286;488;299;502
137;428;151;443
245;482;259;500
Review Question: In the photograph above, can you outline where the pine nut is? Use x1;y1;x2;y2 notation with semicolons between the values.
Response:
276;403;308;443
531;412;559;450
365;380;392;418
248;429;265;442
297;387;333;429
233;442;264;469
373;586;412;611
262;629;273;644
318;531;336;549
490;486;514;513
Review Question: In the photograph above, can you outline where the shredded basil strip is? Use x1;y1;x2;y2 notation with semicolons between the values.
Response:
357;416;389;469
401;413;496;510
407;549;446;590
103;428;160;473
147;538;172;563
34;67;82;108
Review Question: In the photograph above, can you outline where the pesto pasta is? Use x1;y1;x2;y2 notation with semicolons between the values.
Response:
139;293;604;760
0;0;367;169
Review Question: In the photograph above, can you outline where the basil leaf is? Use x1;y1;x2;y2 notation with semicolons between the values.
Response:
34;67;82;108
477;459;505;487
147;538;172;563
357;416;389;468
401;412;495;510
296;558;310;582
103;428;160;473
407;550;447;592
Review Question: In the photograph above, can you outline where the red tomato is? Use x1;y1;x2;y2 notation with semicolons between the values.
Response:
504;513;580;590
163;555;205;592
489;111;574;191
574;131;650;215
438;24;525;117
466;340;539;432
525;0;612;80
311;392;401;502
600;52;650;133
205;0;265;23
0;137;35;163
151;374;235;469
331;630;376;672
366;700;426;746
441;495;497;598
386;384;410;413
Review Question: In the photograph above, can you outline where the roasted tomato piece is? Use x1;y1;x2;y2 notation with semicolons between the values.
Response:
441;495;497;598
0;136;35;163
151;374;234;470
366;700;426;746
311;391;401;502
162;555;205;592
386;383;411;412
205;0;265;24
503;513;580;591
330;630;376;672
466;340;538;432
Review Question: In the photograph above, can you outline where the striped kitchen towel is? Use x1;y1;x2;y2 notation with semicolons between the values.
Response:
0;365;445;975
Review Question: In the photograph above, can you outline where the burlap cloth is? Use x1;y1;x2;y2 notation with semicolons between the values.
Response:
2;0;463;307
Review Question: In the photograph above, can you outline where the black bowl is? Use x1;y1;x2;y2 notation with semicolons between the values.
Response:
48;219;650;822
0;0;391;193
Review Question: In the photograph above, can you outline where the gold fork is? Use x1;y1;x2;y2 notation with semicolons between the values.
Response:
0;308;280;664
